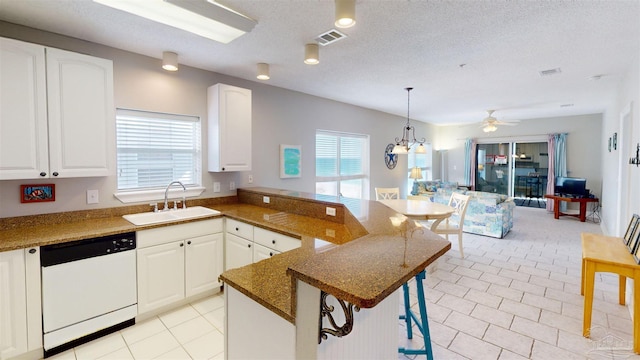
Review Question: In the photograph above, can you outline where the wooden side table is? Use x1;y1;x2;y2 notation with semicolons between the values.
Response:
545;194;599;222
581;232;640;353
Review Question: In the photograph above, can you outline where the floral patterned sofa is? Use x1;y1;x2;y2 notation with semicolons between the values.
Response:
410;181;515;238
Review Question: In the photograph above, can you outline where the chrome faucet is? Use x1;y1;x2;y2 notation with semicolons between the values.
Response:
163;181;186;211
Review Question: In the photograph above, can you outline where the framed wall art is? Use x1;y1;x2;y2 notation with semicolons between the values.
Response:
632;225;640;264
624;214;640;246
280;144;301;178
20;184;55;203
628;220;640;255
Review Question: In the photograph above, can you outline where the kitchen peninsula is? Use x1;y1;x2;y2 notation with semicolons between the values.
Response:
219;188;451;359
0;187;449;360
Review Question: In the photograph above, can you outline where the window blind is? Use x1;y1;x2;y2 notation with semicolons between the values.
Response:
116;109;201;191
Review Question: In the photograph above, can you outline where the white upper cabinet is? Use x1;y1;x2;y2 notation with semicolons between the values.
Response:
208;83;251;172
0;37;115;180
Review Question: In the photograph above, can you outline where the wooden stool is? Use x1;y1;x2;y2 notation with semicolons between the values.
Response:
581;232;640;353
399;270;434;359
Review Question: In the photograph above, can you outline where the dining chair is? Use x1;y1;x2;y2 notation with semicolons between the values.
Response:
432;192;470;258
375;187;400;200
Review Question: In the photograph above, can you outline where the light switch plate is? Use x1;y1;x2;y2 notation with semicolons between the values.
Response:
213;182;221;192
230;181;236;190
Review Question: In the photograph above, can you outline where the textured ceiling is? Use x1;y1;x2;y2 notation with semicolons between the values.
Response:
1;0;638;126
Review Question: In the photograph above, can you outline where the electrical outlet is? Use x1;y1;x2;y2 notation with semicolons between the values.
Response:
248;174;253;183
263;196;270;204
86;190;99;204
213;182;221;192
326;207;336;216
230;181;236;190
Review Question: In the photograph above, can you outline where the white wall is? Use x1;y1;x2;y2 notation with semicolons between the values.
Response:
601;50;640;236
0;22;435;218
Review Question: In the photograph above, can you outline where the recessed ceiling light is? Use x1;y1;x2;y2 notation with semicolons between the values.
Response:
560;103;574;107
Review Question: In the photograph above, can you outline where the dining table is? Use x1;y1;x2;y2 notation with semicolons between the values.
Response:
379;199;455;231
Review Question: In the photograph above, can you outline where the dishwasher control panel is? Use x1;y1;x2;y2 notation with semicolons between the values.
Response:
41;232;136;267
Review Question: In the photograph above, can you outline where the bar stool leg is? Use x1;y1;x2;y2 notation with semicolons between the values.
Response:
398;270;434;359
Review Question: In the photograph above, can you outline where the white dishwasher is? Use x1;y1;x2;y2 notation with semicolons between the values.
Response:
40;232;137;358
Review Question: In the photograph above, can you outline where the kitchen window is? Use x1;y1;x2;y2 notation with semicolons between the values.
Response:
114;109;204;203
315;130;370;199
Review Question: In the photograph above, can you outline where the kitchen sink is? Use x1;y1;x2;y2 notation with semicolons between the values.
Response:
123;206;221;226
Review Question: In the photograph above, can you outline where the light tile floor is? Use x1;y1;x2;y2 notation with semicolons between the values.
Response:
50;208;639;360
49;296;225;360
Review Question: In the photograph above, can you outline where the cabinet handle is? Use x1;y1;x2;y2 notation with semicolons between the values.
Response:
248;244;251;248
52;172;59;177
236;227;239;231
272;240;276;244
269;252;274;257
187;241;192;245
29;248;37;254
180;242;184;247
40;172;46;177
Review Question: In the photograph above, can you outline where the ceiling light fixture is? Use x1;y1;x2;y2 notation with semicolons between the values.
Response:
304;43;319;65
483;124;497;133
93;0;257;44
392;87;426;154
256;63;270;80
335;0;356;28
162;51;178;71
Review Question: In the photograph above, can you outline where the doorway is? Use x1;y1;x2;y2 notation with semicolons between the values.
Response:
476;141;549;206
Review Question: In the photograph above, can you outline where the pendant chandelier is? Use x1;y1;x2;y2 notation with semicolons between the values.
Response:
392;87;426;154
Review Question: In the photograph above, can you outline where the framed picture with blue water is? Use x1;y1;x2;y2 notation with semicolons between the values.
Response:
280;144;301;178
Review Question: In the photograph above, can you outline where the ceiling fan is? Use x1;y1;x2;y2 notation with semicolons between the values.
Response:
480;110;519;133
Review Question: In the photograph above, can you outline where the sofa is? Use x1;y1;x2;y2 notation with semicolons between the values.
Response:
409;181;515;238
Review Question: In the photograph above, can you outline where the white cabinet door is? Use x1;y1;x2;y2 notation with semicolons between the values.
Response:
137;241;185;314
208;83;252;172
24;247;42;352
253;242;280;263
225;233;253;270
0;250;28;360
0;38;48;180
185;233;223;297
0;38;114;180
46;47;114;178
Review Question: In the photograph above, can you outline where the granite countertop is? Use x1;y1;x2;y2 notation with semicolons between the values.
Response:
0;188;451;326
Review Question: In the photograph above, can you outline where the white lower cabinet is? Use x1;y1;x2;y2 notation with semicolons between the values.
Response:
137;219;223;315
224;219;300;270
225;233;253;270
253;243;280;262
0;248;42;360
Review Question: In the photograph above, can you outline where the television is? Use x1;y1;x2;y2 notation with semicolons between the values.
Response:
555;177;587;197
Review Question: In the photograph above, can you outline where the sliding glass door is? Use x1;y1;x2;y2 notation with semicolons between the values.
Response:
475;141;548;200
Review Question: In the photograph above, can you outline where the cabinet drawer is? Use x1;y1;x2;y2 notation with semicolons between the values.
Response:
254;227;300;253
225;218;253;240
137;218;223;248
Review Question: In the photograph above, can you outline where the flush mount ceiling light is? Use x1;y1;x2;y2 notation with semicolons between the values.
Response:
93;0;256;44
256;63;270;80
335;0;356;28
304;43;319;65
162;51;178;71
392;87;426;154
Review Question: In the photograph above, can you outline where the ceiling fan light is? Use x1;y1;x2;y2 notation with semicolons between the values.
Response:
304;43;319;65
335;0;356;28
